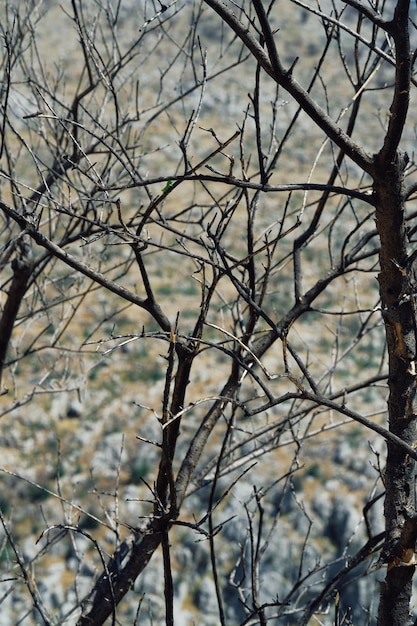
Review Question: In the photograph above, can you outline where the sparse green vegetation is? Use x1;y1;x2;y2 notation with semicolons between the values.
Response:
129;460;151;485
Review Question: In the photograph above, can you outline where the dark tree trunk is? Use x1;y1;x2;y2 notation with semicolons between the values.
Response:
374;151;417;625
0;237;33;388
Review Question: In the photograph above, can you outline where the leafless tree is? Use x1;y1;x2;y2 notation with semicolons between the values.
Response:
1;0;417;624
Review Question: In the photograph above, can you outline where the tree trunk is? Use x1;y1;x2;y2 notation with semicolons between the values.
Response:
375;151;417;625
0;237;33;388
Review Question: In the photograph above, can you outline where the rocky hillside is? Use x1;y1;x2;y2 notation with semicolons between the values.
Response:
1;0;414;624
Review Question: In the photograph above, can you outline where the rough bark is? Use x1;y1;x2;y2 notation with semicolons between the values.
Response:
77;530;163;626
374;151;417;625
0;237;33;388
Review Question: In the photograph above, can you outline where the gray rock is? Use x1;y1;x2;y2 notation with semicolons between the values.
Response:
67;400;83;418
